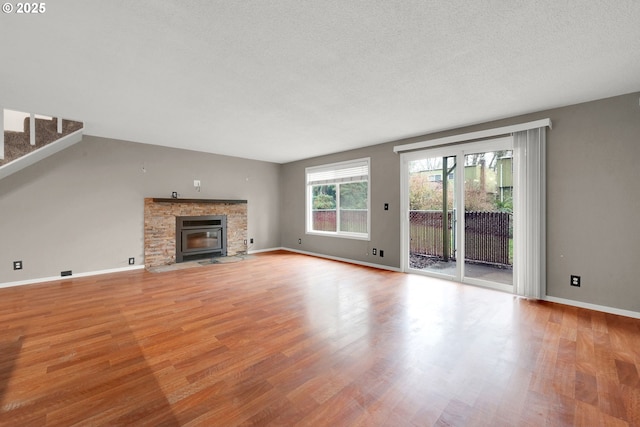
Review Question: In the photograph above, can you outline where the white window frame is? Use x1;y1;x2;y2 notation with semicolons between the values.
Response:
305;157;371;240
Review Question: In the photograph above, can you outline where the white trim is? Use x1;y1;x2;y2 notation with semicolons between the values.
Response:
0;109;4;160
393;118;552;153
57;117;63;134
544;296;640;320
399;154;408;272
456;151;464;280
30;113;36;145
399;136;514;287
306;157;369;185
0;265;145;289
305;157;371;240
406;266;457;281
282;247;401;272
0;128;83;180
463;277;513;293
305;230;370;241
4;252;637;320
247;247;285;254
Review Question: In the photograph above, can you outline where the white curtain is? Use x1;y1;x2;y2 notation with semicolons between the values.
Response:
513;127;546;299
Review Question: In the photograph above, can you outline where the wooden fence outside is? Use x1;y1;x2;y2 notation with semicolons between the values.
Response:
409;211;454;258
312;210;367;234
313;209;512;266
464;211;512;266
410;210;512;266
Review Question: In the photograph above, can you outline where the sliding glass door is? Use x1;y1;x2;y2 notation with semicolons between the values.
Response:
402;137;514;291
462;148;513;286
407;153;457;279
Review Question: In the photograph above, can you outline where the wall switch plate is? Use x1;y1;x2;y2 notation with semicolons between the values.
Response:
571;275;581;287
372;248;377;255
13;261;22;270
193;180;201;187
128;257;135;265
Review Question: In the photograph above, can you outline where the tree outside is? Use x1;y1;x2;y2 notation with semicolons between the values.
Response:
339;182;368;209
409;151;513;213
312;185;336;209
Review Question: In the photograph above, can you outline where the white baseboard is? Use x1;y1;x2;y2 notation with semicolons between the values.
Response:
259;249;640;319
5;256;636;320
544;295;640;319
279;247;401;272
247;247;285;254
0;265;145;289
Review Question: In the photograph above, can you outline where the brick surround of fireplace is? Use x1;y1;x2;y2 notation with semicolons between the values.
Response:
144;198;247;268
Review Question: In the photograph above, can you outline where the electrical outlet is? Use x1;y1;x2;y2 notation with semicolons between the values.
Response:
13;260;22;270
128;257;135;265
244;239;247;245
384;203;389;210
372;248;377;255
250;238;254;244
61;270;72;277
380;250;384;257
298;238;302;244
571;275;581;287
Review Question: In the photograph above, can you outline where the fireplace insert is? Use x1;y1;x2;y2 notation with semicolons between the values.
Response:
176;215;227;262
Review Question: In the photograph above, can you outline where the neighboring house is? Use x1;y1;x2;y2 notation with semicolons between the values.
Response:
410;154;514;205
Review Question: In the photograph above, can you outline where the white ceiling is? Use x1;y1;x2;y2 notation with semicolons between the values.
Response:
2;1;639;164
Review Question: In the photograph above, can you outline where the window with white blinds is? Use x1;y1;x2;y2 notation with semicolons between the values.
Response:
305;158;370;240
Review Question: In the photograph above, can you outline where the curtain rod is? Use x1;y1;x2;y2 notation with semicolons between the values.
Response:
393;118;552;153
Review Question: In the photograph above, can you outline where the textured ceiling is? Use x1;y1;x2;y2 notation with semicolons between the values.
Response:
2;0;639;163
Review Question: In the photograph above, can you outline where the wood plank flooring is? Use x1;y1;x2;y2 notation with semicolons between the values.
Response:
1;250;639;426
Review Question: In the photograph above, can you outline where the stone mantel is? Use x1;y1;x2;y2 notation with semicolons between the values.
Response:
152;198;247;204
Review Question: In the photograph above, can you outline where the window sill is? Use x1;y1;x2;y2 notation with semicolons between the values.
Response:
305;231;370;241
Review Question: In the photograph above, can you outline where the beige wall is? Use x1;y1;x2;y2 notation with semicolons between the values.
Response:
0;135;281;283
280;92;640;313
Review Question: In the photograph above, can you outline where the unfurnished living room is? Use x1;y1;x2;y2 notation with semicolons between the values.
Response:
1;1;640;426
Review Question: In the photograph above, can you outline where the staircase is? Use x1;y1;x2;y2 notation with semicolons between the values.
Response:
0;109;83;180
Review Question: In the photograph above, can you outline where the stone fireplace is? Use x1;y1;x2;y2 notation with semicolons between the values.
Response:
144;198;247;269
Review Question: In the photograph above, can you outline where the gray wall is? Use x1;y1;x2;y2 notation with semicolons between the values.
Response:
3;93;639;313
280;92;640;312
280;143;401;269
0;136;281;283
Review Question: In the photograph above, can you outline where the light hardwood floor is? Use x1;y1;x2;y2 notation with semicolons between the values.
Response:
1;251;639;426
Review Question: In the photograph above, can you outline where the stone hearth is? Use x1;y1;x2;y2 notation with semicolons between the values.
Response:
144;198;247;268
